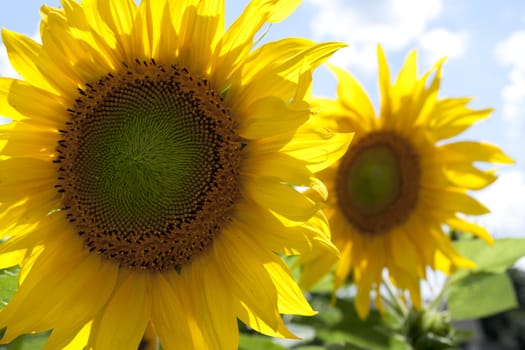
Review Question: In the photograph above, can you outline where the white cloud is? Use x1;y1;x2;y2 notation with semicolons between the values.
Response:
418;28;468;65
495;31;525;142
0;43;19;122
475;170;525;239
307;0;467;73
0;44;18;78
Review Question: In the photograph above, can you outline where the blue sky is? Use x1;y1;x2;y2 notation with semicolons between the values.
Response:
0;0;524;239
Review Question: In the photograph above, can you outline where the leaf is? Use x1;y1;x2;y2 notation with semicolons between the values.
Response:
447;271;518;321
0;267;19;310
453;238;525;276
238;334;288;350
2;331;50;350
309;271;335;294
291;293;411;349
314;298;394;350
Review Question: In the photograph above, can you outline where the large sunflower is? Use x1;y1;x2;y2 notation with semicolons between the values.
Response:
300;46;513;319
0;0;352;348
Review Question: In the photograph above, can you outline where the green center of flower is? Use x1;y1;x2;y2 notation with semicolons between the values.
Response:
344;146;401;215
55;60;242;271
336;131;420;235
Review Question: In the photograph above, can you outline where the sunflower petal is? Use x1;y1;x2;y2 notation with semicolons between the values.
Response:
150;273;194;350
237;96;310;139
1;29;54;92
245;176;323;223
446;216;494;244
191;252;238;349
90;271;150;349
438;141;514;164
328;64;376;129
215;232;283;334
281;124;353;173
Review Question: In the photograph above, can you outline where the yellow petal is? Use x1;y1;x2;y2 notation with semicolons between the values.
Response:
214;0;276;82
41;8;115;82
165;271;208;350
314;98;371;135
446;216;494;245
214;231;282;334
377;45;392;121
245;176;323;223
0;78;25;121
443;164;497;190
237;38;314;86
394;50;417;96
332;240;352;290
300;248;338;291
0;250;26;270
60;322;91;350
427;188;489;215
438;141;514;164
50;1;120;70
266;257;316;316
131;0;166;59
190;254;238;350
0;227;113;343
42;256;119;350
235;300;297;339
234;202;336;256
150;1;179;63
237;96;310;139
431;104;492;140
0;122;58;160
0;158;56;202
6;80;66;127
281;123;353;173
267;0;302;23
180;0;224;72
94;0;137;61
237;42;346;106
1;29;54;92
389;230;421;278
431;227;477;274
150;273;194;350
90;271;150;349
328;64;376;129
243;151;311;186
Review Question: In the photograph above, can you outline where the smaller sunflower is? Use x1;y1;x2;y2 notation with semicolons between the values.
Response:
300;45;513;319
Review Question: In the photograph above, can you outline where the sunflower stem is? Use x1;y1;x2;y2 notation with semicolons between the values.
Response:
428;278;452;311
383;277;409;317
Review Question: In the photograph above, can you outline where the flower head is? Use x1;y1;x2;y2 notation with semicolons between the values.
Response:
300;45;513;319
0;0;352;348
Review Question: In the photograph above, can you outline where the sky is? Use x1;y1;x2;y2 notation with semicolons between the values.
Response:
0;0;524;240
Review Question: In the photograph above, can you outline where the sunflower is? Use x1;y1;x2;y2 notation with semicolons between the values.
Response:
0;0;353;348
300;46;513;319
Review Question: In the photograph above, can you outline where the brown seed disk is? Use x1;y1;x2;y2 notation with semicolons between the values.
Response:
55;60;243;271
336;130;421;235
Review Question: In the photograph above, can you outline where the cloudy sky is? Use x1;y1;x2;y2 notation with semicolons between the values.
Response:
1;0;524;239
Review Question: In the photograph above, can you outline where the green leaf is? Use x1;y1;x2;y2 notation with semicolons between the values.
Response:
0;267;19;310
452;329;473;344
448;271;518;321
238;334;287;350
314;298;394;350
453;238;525;276
309;271;335;294
1;331;50;350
